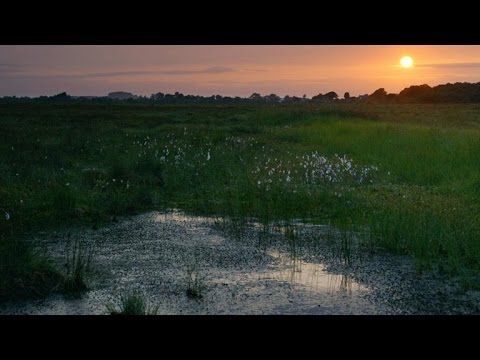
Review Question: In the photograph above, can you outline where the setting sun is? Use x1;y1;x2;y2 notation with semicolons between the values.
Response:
400;56;414;68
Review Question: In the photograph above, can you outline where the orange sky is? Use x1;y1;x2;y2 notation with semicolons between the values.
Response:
1;45;480;97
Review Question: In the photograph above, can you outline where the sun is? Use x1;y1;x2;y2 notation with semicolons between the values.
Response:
400;56;414;68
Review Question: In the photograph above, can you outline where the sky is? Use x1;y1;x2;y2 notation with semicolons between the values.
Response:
1;45;480;98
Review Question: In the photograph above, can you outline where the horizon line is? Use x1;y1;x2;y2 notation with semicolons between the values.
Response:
3;79;480;99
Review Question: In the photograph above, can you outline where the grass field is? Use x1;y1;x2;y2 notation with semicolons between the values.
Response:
2;102;480;300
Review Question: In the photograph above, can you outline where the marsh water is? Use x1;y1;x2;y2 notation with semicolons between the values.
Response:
1;210;478;314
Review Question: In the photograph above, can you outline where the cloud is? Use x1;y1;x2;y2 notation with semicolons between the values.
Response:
417;62;480;68
243;68;269;72
0;64;26;68
78;70;162;78
0;64;28;73
79;66;235;78
159;66;234;75
0;66;236;79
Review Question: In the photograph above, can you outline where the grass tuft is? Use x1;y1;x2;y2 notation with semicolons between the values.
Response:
61;236;93;293
106;292;159;315
186;267;205;299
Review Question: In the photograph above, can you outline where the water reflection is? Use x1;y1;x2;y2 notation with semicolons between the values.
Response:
155;211;368;296
265;250;366;295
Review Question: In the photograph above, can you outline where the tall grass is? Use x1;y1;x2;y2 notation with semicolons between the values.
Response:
282;118;480;193
278;117;480;275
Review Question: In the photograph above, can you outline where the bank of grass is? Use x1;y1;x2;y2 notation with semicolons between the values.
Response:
2;102;480;300
0;237;63;302
279;117;480;278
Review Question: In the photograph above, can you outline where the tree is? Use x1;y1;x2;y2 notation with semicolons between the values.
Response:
249;93;262;100
398;84;433;102
369;88;388;102
344;92;350;100
370;88;387;98
264;93;280;103
151;92;165;100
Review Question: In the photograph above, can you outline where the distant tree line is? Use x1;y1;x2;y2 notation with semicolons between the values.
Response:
3;82;480;104
359;82;480;104
0;91;312;104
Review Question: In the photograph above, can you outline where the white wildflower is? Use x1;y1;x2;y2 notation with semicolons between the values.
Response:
5;212;10;220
